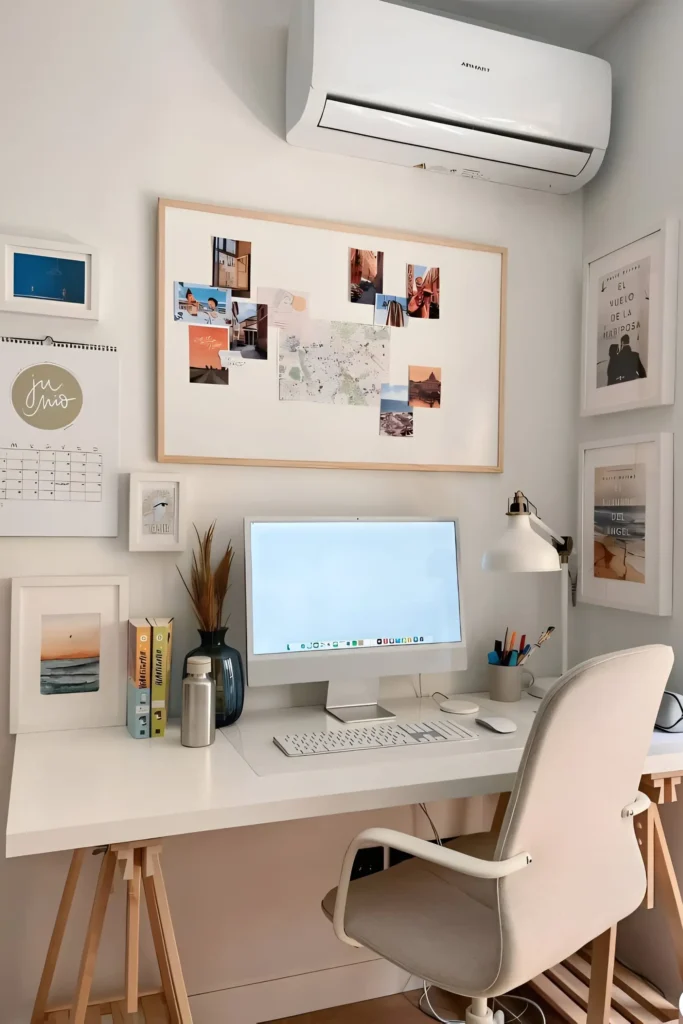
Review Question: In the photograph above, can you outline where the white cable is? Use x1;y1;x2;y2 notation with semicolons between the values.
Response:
494;994;546;1024
419;982;465;1024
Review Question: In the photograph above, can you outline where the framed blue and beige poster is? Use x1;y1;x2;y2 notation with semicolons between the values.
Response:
0;235;99;319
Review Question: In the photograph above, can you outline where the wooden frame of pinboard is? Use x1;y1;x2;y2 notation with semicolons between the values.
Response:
156;197;508;473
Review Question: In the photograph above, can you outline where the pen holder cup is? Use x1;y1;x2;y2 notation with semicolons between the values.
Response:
488;665;529;703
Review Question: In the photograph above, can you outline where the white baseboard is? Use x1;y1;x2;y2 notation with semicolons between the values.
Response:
189;958;422;1023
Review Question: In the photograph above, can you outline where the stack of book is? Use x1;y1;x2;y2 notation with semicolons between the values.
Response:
127;618;174;739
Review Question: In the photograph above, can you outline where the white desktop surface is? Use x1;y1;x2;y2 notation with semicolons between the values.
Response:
7;694;683;859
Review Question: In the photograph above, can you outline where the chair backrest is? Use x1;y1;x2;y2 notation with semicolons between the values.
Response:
493;645;673;993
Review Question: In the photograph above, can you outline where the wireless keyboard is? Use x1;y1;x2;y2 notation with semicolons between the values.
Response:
273;719;476;757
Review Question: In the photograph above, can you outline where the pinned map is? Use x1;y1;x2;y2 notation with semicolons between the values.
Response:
279;319;390;406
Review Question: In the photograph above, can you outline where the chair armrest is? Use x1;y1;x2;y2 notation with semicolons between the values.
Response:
622;792;650;818
333;826;532;947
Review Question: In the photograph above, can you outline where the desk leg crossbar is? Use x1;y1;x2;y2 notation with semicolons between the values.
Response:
31;839;193;1024
528;772;683;1024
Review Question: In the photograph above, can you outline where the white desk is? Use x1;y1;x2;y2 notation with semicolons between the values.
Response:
10;693;683;1023
8;692;683;859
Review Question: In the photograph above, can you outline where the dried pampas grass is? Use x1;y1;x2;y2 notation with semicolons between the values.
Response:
178;522;234;631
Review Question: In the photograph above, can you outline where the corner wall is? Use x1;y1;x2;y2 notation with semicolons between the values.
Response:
580;0;683;1001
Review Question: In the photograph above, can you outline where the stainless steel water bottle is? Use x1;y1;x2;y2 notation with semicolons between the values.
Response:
181;655;216;747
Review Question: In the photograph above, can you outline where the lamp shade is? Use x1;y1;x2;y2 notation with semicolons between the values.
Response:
482;514;561;573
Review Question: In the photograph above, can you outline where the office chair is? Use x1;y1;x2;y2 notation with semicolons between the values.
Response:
323;646;674;1024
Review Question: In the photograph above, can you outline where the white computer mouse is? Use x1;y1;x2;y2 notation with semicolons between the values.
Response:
475;715;517;734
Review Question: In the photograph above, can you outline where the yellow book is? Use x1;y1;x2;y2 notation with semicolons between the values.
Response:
148;617;173;738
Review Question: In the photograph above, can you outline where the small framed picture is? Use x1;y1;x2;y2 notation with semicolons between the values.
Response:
10;576;129;733
578;434;673;616
0;235;99;320
580;221;678;416
129;472;186;552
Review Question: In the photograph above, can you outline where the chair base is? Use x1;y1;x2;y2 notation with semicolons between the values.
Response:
466;997;495;1024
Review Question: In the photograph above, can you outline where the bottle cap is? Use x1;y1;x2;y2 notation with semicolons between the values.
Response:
187;655;211;674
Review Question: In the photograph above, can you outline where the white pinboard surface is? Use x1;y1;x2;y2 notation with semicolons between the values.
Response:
158;199;505;472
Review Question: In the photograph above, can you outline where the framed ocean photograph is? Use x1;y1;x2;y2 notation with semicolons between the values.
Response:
580;221;678;416
578;434;673;616
0;235;99;319
129;472;186;551
10;576;128;732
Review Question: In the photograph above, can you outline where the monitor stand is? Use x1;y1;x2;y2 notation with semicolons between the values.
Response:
325;678;396;724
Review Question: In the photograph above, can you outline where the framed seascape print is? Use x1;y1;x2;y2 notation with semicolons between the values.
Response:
579;434;673;616
580;220;678;416
10;576;129;733
129;472;186;552
0;235;99;319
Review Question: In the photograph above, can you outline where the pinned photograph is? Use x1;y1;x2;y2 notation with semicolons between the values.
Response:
229;301;269;359
174;282;231;325
188;325;228;376
409;366;442;408
407;264;440;319
349;248;384;305
374;294;408;328
593;464;646;583
212;238;252;297
379;384;414;437
190;366;230;385
40;613;101;695
596;259;649;388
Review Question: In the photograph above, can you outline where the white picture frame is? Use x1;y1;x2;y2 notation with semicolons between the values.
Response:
0;234;99;320
129;472;186;552
10;576;129;733
578;434;673;616
580;220;678;416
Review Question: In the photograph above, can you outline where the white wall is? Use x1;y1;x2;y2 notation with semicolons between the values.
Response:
0;1;582;1020
579;0;683;1002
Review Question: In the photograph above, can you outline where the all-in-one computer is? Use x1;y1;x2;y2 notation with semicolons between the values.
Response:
245;518;466;724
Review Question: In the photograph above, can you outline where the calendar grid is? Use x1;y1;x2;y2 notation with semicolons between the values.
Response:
0;447;103;502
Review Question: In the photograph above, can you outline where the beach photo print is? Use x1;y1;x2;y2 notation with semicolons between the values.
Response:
40;612;101;695
379;384;414;437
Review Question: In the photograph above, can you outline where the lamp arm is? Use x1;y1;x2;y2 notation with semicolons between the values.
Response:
529;512;565;548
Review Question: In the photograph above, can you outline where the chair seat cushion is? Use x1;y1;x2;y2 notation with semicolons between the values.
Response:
323;834;501;996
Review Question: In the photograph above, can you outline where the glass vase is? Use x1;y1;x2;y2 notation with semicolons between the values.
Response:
183;628;244;728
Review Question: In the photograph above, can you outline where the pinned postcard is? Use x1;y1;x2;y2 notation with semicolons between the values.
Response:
229;301;269;360
188;326;227;376
409;366;442;408
174;282;231;326
212;238;252;297
257;287;309;327
379;384;413;437
349;248;384;305
374;294;408;328
407;265;440;319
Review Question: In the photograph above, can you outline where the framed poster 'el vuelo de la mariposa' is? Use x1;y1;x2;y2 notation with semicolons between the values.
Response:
580;220;679;417
157;197;507;472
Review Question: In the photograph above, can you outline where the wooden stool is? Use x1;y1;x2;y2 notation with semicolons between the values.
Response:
527;770;683;1024
31;840;193;1024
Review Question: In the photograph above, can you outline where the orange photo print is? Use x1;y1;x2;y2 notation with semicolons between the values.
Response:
189;326;229;385
409;366;442;409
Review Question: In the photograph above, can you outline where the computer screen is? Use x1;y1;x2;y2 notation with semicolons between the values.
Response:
249;519;462;656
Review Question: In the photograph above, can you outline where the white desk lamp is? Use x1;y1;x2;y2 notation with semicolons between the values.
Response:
482;491;573;698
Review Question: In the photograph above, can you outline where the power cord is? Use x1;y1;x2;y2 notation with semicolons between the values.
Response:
417;987;546;1024
419;802;443;846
